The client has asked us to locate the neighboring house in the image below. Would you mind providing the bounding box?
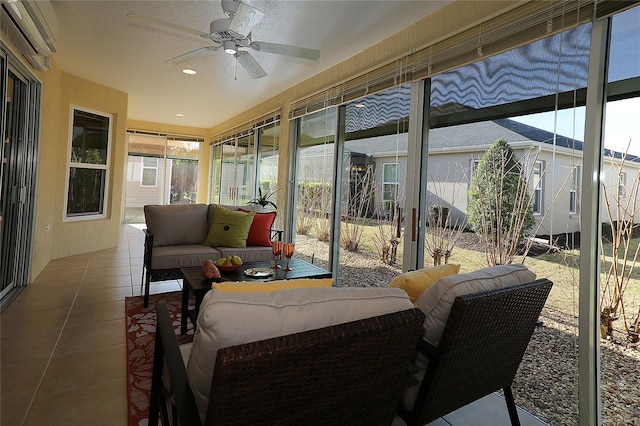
[125,155,170,208]
[126,137,200,208]
[341,118,640,240]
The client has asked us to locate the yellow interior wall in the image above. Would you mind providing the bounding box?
[29,58,63,277]
[28,58,129,278]
[126,119,210,204]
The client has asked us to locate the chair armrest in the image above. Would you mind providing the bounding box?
[149,303,200,426]
[143,229,154,268]
[271,229,283,241]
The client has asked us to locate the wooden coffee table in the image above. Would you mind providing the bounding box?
[180,259,332,334]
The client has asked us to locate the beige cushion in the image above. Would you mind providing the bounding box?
[416,263,536,347]
[215,246,273,263]
[144,204,209,247]
[389,264,460,302]
[150,245,220,269]
[187,286,413,421]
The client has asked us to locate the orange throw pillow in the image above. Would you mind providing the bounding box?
[239,209,276,247]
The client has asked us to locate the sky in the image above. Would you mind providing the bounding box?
[512,97,640,156]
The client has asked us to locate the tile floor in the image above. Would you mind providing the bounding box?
[0,224,547,426]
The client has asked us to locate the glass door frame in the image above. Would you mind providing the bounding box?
[0,49,41,311]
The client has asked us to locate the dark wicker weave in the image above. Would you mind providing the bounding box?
[398,278,553,426]
[141,230,183,308]
[149,303,425,426]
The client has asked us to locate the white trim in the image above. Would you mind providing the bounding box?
[63,105,112,221]
[579,17,608,426]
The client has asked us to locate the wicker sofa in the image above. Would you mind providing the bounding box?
[149,286,425,425]
[141,203,279,308]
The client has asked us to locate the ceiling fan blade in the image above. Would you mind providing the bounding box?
[165,46,219,64]
[229,3,264,38]
[251,42,320,61]
[235,51,267,79]
[127,13,208,38]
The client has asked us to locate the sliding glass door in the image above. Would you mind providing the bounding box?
[125,132,202,223]
[210,121,280,207]
[0,55,41,309]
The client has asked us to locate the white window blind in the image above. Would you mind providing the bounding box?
[289,0,638,120]
[211,111,281,145]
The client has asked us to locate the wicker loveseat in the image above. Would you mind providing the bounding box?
[142,203,280,307]
[149,286,425,425]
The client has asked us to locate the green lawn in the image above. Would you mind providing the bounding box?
[305,218,640,330]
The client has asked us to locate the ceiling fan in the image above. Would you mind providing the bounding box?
[128,0,320,79]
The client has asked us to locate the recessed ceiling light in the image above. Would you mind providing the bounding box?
[355,103,366,108]
[176,113,185,117]
[182,69,197,75]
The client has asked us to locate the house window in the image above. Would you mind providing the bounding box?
[532,160,543,215]
[569,166,580,214]
[65,107,111,220]
[141,157,158,187]
[382,163,399,213]
[470,158,481,180]
[618,171,627,199]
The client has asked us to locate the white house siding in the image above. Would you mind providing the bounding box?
[125,156,171,207]
[600,155,640,226]
[424,150,473,226]
[521,146,582,236]
[420,144,640,240]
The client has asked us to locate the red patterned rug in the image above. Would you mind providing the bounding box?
[125,291,195,426]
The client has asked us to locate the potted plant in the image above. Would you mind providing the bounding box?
[247,188,278,210]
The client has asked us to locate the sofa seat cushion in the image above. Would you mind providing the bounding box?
[150,245,220,270]
[215,246,273,263]
[187,286,413,421]
[144,204,209,247]
[415,263,536,347]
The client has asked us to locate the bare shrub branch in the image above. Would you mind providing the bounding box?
[599,141,640,339]
[340,165,375,251]
[425,164,467,266]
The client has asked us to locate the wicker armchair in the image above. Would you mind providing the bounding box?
[397,279,553,426]
[149,302,425,426]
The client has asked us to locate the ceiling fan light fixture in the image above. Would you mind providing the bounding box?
[223,40,237,55]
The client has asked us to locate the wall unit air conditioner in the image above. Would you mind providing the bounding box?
[0,0,58,71]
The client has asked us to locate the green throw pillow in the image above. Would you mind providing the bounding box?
[204,207,256,248]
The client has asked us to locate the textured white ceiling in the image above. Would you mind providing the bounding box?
[51,0,449,128]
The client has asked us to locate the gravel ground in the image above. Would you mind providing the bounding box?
[294,232,640,425]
